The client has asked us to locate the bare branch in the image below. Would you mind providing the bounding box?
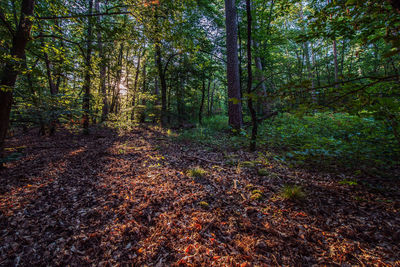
[36,11,131,20]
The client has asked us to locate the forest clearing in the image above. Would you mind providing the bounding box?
[1,0,400,265]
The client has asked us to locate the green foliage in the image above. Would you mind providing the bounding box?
[187,167,207,178]
[240,161,256,168]
[280,185,305,201]
[339,179,358,186]
[260,112,399,171]
[257,168,269,176]
[177,115,246,149]
[0,152,23,164]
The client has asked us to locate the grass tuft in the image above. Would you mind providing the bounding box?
[280,185,305,201]
[187,167,207,178]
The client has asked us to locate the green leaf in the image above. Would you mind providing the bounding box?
[229,98,241,104]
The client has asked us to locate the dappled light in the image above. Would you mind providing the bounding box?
[1,0,399,265]
[1,127,399,265]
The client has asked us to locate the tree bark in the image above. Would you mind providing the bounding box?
[155,43,167,126]
[224,0,243,130]
[96,0,108,122]
[131,49,142,121]
[82,0,94,134]
[333,38,339,87]
[199,75,209,125]
[209,82,216,116]
[0,0,35,161]
[246,0,257,151]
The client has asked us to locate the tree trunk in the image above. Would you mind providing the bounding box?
[199,75,209,125]
[131,49,142,121]
[210,82,216,116]
[82,0,94,134]
[155,43,167,126]
[96,0,108,122]
[39,27,58,95]
[177,72,184,123]
[253,40,269,115]
[224,0,243,130]
[0,0,35,161]
[110,43,124,114]
[246,0,257,151]
[333,38,339,87]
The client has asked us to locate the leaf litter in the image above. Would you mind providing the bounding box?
[0,126,399,266]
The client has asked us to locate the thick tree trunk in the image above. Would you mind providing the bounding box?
[0,0,35,161]
[224,0,243,130]
[82,0,94,134]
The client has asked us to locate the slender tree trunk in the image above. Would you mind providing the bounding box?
[333,38,339,87]
[340,39,346,77]
[253,40,268,114]
[177,71,184,123]
[39,24,59,135]
[155,43,167,126]
[96,0,108,122]
[110,43,124,114]
[82,0,94,134]
[131,49,142,121]
[246,0,257,151]
[0,0,35,161]
[207,78,211,116]
[224,0,243,130]
[210,82,216,116]
[139,62,147,123]
[39,26,57,95]
[199,75,209,124]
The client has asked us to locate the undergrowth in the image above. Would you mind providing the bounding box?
[176,113,399,174]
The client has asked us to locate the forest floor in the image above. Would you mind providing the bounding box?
[0,126,399,266]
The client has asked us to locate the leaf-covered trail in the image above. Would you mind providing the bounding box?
[0,127,399,266]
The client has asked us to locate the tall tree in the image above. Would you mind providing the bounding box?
[82,0,94,134]
[0,0,35,161]
[224,0,243,130]
[246,0,257,151]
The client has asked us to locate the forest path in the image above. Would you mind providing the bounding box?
[0,127,399,266]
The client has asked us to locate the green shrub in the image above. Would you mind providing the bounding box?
[260,112,399,171]
[280,185,305,201]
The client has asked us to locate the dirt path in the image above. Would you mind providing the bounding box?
[0,127,399,266]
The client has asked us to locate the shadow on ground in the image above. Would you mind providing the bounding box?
[0,126,399,266]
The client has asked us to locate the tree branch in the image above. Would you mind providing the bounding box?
[36,11,131,20]
[163,53,179,76]
[32,34,86,57]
